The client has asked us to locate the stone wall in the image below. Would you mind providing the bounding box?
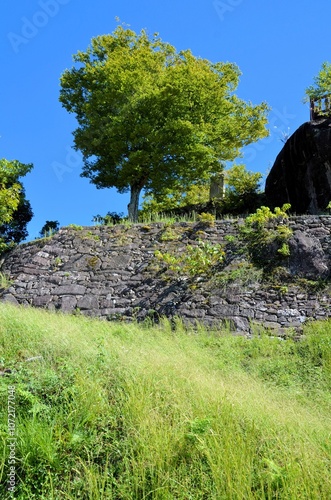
[1,217,331,334]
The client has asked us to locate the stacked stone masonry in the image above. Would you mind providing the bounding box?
[1,216,331,334]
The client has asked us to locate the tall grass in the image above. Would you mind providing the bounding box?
[1,304,331,498]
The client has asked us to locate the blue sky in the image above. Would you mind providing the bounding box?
[1,0,330,239]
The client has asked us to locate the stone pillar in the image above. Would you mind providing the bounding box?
[209,173,225,200]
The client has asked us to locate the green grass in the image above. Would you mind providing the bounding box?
[1,304,331,498]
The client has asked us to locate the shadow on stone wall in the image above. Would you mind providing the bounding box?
[1,217,330,336]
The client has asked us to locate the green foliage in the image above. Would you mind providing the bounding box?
[0,195,33,246]
[141,182,210,216]
[159,225,183,241]
[0,159,33,253]
[240,204,292,268]
[245,204,291,226]
[60,25,269,220]
[305,61,331,101]
[197,212,216,226]
[277,242,291,257]
[222,163,262,213]
[86,255,99,269]
[0,272,13,289]
[295,278,328,293]
[67,224,83,230]
[216,260,263,289]
[141,164,263,219]
[155,239,225,277]
[53,257,63,268]
[92,211,126,225]
[39,220,60,238]
[1,304,331,498]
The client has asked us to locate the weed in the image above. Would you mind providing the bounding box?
[239,204,293,268]
[53,256,63,268]
[85,231,100,241]
[86,256,99,269]
[277,242,291,257]
[159,225,183,241]
[296,278,328,293]
[0,272,13,289]
[197,212,216,226]
[224,234,236,243]
[216,260,263,288]
[155,240,225,277]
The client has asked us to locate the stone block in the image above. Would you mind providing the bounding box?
[77,295,99,310]
[61,296,77,312]
[53,285,86,295]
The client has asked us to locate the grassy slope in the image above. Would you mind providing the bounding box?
[1,304,331,499]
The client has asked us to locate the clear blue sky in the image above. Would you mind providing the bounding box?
[1,0,330,239]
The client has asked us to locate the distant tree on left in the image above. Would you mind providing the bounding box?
[0,158,33,252]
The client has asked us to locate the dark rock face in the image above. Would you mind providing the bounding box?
[288,230,329,279]
[265,119,331,214]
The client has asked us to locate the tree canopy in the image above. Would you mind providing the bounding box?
[305,62,331,100]
[0,158,33,252]
[0,193,33,245]
[141,164,262,216]
[39,220,60,238]
[60,25,269,221]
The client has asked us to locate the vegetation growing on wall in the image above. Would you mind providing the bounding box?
[155,239,225,278]
[239,204,292,268]
[153,205,293,288]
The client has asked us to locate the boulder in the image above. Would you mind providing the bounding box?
[288,230,329,279]
[265,119,331,213]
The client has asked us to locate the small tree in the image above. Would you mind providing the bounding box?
[305,62,331,101]
[222,164,262,213]
[39,220,60,238]
[92,212,126,225]
[60,25,269,221]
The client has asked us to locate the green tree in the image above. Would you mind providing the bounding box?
[39,220,60,238]
[222,164,262,213]
[0,192,33,245]
[59,25,269,221]
[141,182,210,215]
[305,62,331,100]
[0,158,33,252]
[142,165,262,216]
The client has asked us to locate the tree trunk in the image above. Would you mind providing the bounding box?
[127,184,142,222]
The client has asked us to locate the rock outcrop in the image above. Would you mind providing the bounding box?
[265,119,331,213]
